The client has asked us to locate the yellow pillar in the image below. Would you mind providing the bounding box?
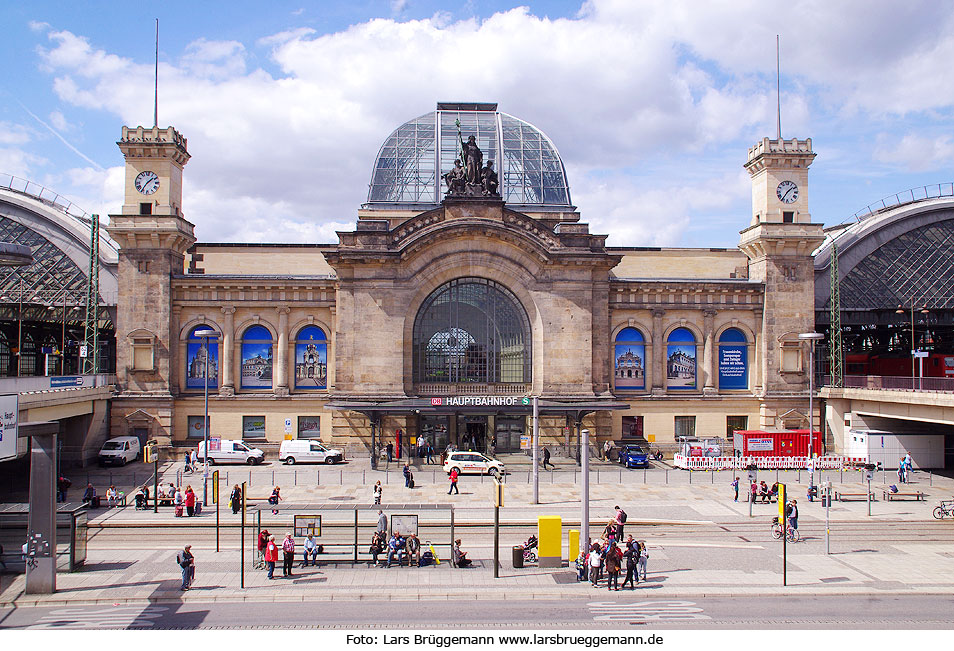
[538,515,562,568]
[568,529,579,561]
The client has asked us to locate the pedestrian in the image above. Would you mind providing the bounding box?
[898,459,906,484]
[605,541,622,591]
[730,476,739,502]
[369,532,384,566]
[386,442,394,463]
[303,534,318,567]
[425,442,434,465]
[386,532,405,567]
[621,538,640,589]
[268,486,282,515]
[257,528,270,569]
[373,480,383,505]
[282,533,296,577]
[376,509,388,537]
[403,462,412,487]
[543,446,554,470]
[265,535,279,579]
[637,541,649,581]
[750,481,758,503]
[106,485,119,508]
[576,549,588,581]
[82,483,96,506]
[614,505,627,539]
[230,484,242,514]
[174,487,185,516]
[184,451,193,474]
[602,519,618,544]
[184,485,196,516]
[588,544,602,587]
[176,544,195,590]
[56,476,71,503]
[407,533,421,566]
[448,467,459,494]
[603,439,612,461]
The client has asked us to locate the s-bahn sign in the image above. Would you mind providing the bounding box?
[430,396,530,407]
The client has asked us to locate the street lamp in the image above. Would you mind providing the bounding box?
[193,328,220,507]
[799,332,824,499]
[895,303,929,390]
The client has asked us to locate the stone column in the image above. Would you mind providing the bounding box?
[651,308,665,395]
[754,308,765,395]
[275,306,289,396]
[703,309,716,395]
[171,305,182,394]
[220,306,235,396]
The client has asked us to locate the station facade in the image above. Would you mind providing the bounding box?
[107,103,824,457]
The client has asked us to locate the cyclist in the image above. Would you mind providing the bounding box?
[786,499,799,531]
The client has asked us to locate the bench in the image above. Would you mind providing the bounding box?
[883,490,925,501]
[835,491,875,502]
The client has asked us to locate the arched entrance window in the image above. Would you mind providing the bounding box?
[613,327,645,390]
[413,277,531,385]
[295,325,327,390]
[186,325,218,390]
[0,332,10,377]
[241,325,273,389]
[666,327,697,390]
[718,328,748,390]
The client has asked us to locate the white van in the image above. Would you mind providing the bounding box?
[196,439,265,465]
[98,436,141,466]
[279,440,344,465]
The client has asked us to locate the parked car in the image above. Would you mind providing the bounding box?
[617,445,649,468]
[279,440,344,465]
[196,439,265,465]
[443,451,504,477]
[98,436,141,466]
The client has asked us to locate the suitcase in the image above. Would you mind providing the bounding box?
[175,504,184,517]
[194,502,202,515]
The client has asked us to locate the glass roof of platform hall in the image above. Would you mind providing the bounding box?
[366,103,572,209]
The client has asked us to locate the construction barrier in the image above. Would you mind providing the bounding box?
[672,454,868,471]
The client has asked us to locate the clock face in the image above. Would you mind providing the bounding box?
[134,170,160,195]
[776,180,798,204]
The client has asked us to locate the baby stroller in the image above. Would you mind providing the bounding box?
[134,492,146,510]
[523,535,538,563]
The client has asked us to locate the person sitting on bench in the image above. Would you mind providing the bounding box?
[82,483,97,506]
[453,539,472,568]
[386,533,405,568]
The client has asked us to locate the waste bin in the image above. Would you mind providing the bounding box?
[512,545,524,568]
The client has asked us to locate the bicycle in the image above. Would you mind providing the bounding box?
[771,516,800,543]
[933,499,954,520]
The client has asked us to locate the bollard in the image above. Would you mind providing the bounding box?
[666,469,669,484]
[271,470,275,485]
[643,468,647,484]
[363,470,366,484]
[711,470,714,484]
[689,471,692,484]
[930,470,933,486]
[316,470,320,486]
[340,469,343,485]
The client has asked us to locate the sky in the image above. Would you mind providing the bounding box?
[2,0,954,248]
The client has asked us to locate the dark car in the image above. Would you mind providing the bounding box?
[618,445,649,468]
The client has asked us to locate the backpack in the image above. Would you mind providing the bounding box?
[619,509,628,523]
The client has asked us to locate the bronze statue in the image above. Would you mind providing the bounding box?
[459,134,483,185]
[481,160,499,196]
[443,159,466,194]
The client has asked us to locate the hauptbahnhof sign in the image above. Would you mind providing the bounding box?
[430,396,530,407]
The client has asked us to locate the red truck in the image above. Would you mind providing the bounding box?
[732,430,824,458]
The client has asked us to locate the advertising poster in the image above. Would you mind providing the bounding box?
[295,332,327,390]
[242,416,266,438]
[666,344,696,389]
[614,344,645,389]
[719,344,748,389]
[186,340,218,390]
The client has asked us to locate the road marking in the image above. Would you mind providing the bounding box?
[32,606,169,629]
[589,600,711,621]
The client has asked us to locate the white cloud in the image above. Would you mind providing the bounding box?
[0,122,32,146]
[24,0,954,246]
[48,111,70,131]
[874,133,954,172]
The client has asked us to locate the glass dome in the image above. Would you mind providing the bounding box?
[366,102,572,210]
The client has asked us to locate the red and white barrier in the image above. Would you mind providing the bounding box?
[672,454,869,471]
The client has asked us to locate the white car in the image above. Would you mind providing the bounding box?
[279,440,344,465]
[443,451,504,477]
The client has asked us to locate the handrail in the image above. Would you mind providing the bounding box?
[851,182,954,222]
[0,172,89,221]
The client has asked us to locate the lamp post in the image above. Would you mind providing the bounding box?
[799,332,824,498]
[193,328,219,507]
[895,302,929,390]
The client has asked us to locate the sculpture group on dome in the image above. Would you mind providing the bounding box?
[443,131,499,199]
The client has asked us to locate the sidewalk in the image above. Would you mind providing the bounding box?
[2,471,952,607]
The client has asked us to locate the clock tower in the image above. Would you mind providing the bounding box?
[107,125,196,446]
[738,137,825,430]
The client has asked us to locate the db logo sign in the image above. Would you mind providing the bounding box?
[431,398,443,406]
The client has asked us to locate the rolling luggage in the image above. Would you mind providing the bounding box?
[175,504,184,517]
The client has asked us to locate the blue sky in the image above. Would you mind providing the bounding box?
[2,1,954,248]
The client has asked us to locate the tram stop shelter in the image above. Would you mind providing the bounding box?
[249,503,456,565]
[0,503,88,572]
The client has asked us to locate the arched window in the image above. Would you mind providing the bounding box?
[295,325,327,390]
[241,325,273,389]
[666,327,697,390]
[413,277,531,385]
[186,325,218,390]
[718,328,748,390]
[21,334,37,377]
[613,327,645,390]
[0,332,10,377]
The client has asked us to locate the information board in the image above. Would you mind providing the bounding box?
[390,514,418,537]
[0,394,18,462]
[293,514,321,537]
